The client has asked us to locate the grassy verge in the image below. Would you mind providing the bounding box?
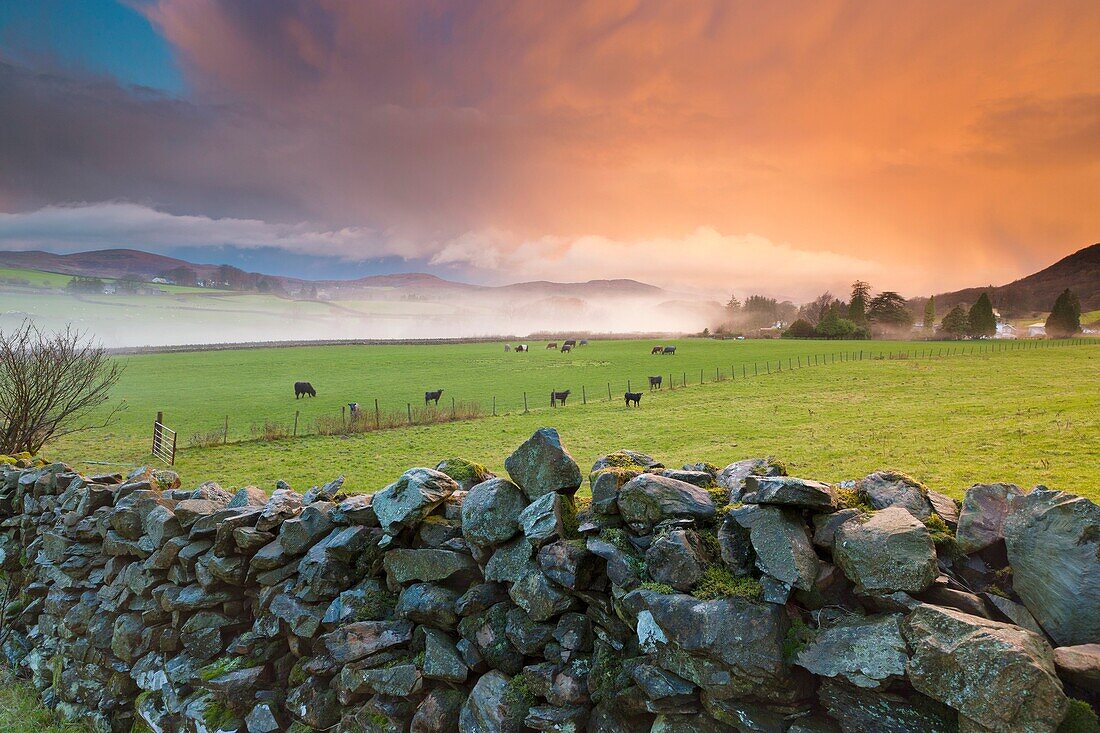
[0,670,86,733]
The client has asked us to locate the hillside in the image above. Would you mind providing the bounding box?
[929,243,1100,315]
[0,248,664,300]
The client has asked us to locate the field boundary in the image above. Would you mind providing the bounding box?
[168,337,1098,456]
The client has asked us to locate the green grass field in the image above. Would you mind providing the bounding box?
[47,337,1100,502]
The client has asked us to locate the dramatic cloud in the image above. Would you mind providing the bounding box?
[2,0,1098,297]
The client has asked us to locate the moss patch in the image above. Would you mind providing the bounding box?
[198,656,248,682]
[640,582,676,594]
[1059,699,1100,733]
[502,673,535,717]
[691,566,763,601]
[782,618,816,661]
[834,486,875,513]
[436,457,491,485]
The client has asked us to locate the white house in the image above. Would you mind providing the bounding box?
[151,277,173,285]
[1027,323,1046,337]
[995,322,1017,339]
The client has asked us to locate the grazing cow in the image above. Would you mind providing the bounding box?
[662,346,677,355]
[294,381,316,398]
[651,346,663,355]
[563,339,577,348]
[579,339,588,346]
[648,375,662,390]
[515,344,528,352]
[550,389,571,406]
[425,389,444,406]
[504,344,511,352]
[625,391,642,407]
[561,344,573,353]
[349,403,360,419]
[546,342,558,350]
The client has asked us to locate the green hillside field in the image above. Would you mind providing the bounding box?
[46,337,1100,502]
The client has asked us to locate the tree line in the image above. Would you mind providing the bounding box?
[717,281,1085,340]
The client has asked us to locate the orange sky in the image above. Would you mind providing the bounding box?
[1,1,1098,297]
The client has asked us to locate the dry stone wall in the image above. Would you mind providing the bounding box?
[0,429,1097,733]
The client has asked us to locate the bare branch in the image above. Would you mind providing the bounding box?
[0,321,125,454]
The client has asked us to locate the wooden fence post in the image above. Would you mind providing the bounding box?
[293,410,299,437]
[627,379,631,392]
[223,415,228,445]
[493,396,497,416]
[154,411,163,454]
[700,368,704,384]
[607,383,612,401]
[452,396,456,418]
[524,392,529,413]
[582,386,586,405]
[375,398,381,428]
[682,371,686,387]
[407,403,412,424]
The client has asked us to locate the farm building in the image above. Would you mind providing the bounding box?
[1027,322,1046,337]
[995,322,1017,338]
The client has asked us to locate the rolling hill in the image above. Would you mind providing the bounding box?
[928,243,1100,316]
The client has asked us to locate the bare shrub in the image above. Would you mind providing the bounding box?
[0,321,123,455]
[188,430,225,448]
[250,420,291,441]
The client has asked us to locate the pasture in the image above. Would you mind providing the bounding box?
[48,337,1100,501]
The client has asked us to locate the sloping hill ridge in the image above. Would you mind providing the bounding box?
[931,243,1099,315]
[0,248,664,298]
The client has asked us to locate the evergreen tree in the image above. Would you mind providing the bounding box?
[938,305,969,339]
[867,291,914,329]
[967,293,996,337]
[1045,288,1081,338]
[849,281,871,324]
[923,296,935,331]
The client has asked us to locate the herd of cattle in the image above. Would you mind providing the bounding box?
[294,340,680,412]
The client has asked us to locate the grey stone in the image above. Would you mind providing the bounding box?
[796,613,908,688]
[744,475,836,511]
[461,477,527,547]
[956,483,1025,553]
[902,604,1068,733]
[717,458,785,503]
[505,428,583,499]
[833,506,937,594]
[640,592,811,704]
[858,470,933,520]
[518,492,571,546]
[383,548,478,585]
[1003,489,1100,646]
[460,670,526,733]
[645,528,707,592]
[422,627,468,683]
[395,582,460,628]
[1053,644,1100,694]
[373,468,458,539]
[617,473,715,531]
[729,504,819,593]
[818,678,957,733]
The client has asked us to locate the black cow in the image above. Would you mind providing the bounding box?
[662,346,677,355]
[294,381,316,398]
[625,391,642,407]
[651,345,663,354]
[579,339,588,346]
[563,339,577,348]
[648,375,662,390]
[425,389,444,406]
[515,344,528,352]
[550,389,571,406]
[561,344,573,353]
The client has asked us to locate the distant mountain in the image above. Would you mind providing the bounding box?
[928,243,1099,316]
[0,247,666,299]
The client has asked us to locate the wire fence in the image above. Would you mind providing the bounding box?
[174,337,1097,452]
